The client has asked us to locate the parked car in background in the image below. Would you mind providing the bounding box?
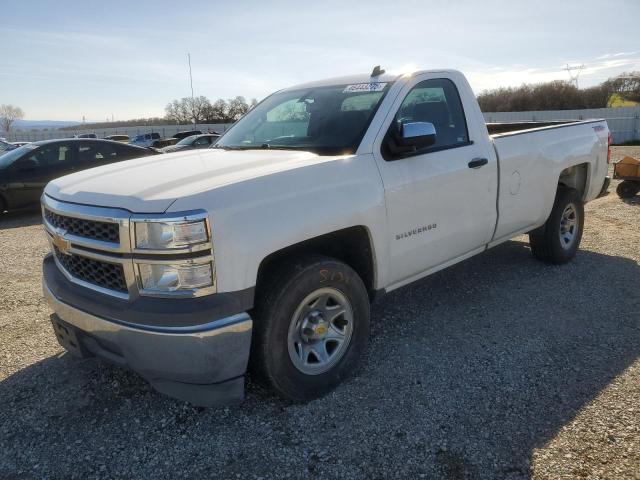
[104,134,130,143]
[152,137,179,149]
[130,132,161,147]
[172,130,202,140]
[10,141,30,147]
[160,133,220,152]
[74,133,98,139]
[0,139,157,212]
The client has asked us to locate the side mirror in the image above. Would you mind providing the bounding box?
[397,121,437,148]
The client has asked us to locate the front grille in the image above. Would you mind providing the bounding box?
[54,247,127,293]
[45,209,119,243]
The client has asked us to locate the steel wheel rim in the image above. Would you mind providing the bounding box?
[559,203,578,249]
[287,287,354,375]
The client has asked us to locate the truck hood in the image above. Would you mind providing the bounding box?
[45,148,338,213]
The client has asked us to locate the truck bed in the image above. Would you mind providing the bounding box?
[487,120,592,136]
[488,118,609,245]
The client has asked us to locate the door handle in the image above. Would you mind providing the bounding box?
[468,158,488,169]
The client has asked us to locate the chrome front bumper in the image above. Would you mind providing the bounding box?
[43,280,253,406]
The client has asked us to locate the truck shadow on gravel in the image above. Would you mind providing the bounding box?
[1,240,639,479]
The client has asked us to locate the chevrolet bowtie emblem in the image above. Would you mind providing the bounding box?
[52,232,71,255]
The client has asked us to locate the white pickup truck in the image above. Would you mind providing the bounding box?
[42,68,610,406]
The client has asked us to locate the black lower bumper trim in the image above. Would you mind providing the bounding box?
[43,254,254,329]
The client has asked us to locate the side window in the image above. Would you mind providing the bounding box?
[28,145,70,167]
[77,143,119,163]
[383,78,470,160]
[193,136,211,146]
[116,144,144,158]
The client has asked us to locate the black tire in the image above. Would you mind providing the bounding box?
[0,196,6,214]
[250,255,370,402]
[616,180,640,199]
[529,187,584,264]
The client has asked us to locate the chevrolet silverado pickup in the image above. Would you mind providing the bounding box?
[41,69,611,406]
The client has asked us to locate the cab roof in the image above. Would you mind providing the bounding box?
[280,69,456,92]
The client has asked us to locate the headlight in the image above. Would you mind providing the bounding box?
[134,219,208,250]
[137,262,215,294]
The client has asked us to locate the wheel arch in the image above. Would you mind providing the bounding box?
[254,226,378,302]
[558,162,589,199]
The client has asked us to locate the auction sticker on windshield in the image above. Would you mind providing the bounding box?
[343,83,388,93]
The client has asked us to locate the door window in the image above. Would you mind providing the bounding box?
[383,78,470,160]
[28,145,71,167]
[115,144,146,159]
[77,143,119,163]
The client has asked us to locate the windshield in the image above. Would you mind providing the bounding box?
[215,82,392,155]
[0,144,37,169]
[177,135,198,145]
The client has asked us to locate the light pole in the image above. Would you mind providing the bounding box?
[188,53,197,130]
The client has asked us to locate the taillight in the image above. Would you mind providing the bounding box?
[607,131,612,164]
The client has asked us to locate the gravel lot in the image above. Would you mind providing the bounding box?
[1,147,639,479]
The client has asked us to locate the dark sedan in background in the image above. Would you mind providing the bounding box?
[160,133,220,153]
[0,139,157,212]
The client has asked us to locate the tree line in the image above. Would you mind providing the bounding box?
[165,96,258,124]
[477,71,640,112]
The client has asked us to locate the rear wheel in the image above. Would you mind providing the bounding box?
[529,187,584,264]
[250,255,370,402]
[616,180,640,199]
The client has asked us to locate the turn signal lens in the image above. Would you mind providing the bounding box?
[137,262,214,293]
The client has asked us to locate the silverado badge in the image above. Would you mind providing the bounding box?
[52,232,71,255]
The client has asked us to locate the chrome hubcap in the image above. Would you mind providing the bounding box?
[559,203,578,249]
[287,287,353,375]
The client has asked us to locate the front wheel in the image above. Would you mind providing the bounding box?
[529,187,584,264]
[250,255,370,402]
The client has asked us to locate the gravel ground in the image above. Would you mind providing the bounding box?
[1,147,639,479]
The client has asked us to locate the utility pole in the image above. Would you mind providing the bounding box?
[565,64,585,88]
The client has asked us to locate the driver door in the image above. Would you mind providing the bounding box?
[373,74,497,288]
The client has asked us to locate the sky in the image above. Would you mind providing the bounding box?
[1,0,639,121]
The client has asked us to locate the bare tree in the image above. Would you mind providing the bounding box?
[165,96,211,124]
[477,80,611,112]
[165,99,189,124]
[603,71,640,103]
[0,104,25,132]
[227,96,249,121]
[185,95,211,124]
[249,98,258,110]
[205,99,228,122]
